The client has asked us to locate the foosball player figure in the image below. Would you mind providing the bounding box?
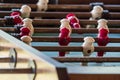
[4,5,31,26]
[97,19,109,57]
[82,36,95,66]
[4,14,23,26]
[20,18,34,45]
[10,5,31,18]
[86,6,103,28]
[37,0,49,11]
[66,13,81,28]
[22,18,34,36]
[58,19,72,56]
[21,36,32,45]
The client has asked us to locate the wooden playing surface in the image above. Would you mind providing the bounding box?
[0,48,59,80]
[0,30,66,80]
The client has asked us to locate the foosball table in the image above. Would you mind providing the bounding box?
[0,0,119,80]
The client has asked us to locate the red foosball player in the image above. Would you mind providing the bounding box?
[20,27,30,37]
[20,26,32,45]
[66,13,81,28]
[58,19,72,56]
[12,15,23,25]
[10,9,21,16]
[4,14,23,25]
[22,18,34,36]
[20,23,31,45]
[4,5,31,26]
[20,18,34,45]
[97,19,109,57]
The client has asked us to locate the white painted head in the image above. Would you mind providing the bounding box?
[20,5,31,18]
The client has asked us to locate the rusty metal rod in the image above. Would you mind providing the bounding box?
[0,19,120,26]
[31,36,120,43]
[0,3,119,11]
[1,27,120,33]
[0,11,119,19]
[1,46,119,52]
[33,28,120,33]
[32,19,120,26]
[53,57,120,62]
[33,46,120,52]
[0,57,120,63]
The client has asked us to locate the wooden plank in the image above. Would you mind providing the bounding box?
[0,30,69,80]
[68,66,120,80]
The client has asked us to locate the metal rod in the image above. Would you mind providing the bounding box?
[0,19,120,26]
[1,46,119,52]
[34,28,120,33]
[0,57,120,63]
[0,57,29,63]
[0,11,120,19]
[0,3,119,11]
[0,68,33,74]
[32,36,120,43]
[53,57,120,62]
[33,46,120,52]
[32,19,120,26]
[1,27,120,33]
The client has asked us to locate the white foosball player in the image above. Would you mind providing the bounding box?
[91,6,103,19]
[37,0,49,11]
[20,5,31,18]
[21,36,32,45]
[82,36,95,66]
[86,6,103,28]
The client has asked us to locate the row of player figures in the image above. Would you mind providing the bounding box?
[0,3,41,79]
[7,4,109,57]
[2,2,49,45]
[5,4,79,45]
[0,1,119,79]
[59,18,109,64]
[5,5,34,45]
[57,4,109,62]
[4,0,54,44]
[5,3,109,62]
[3,0,107,14]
